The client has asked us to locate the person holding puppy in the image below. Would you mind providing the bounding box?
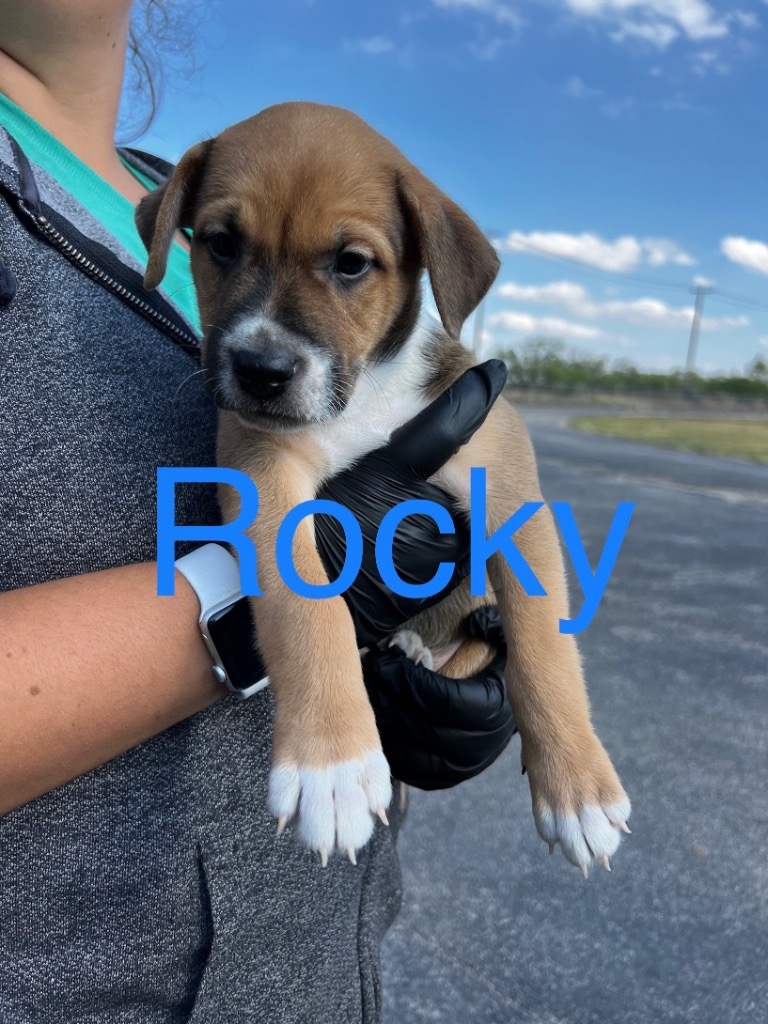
[0,1,514,1020]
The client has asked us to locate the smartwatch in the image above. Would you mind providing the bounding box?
[174,543,269,699]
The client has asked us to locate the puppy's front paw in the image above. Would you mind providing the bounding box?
[389,629,434,670]
[526,736,631,877]
[268,750,392,865]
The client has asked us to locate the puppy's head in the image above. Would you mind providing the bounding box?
[136,102,499,429]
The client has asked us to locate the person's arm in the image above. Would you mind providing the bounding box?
[0,361,513,817]
[0,562,222,816]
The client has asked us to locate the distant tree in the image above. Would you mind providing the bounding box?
[747,356,768,383]
[499,338,567,388]
[497,338,768,401]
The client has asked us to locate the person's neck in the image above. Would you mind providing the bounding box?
[0,6,137,192]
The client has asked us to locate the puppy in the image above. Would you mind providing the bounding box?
[137,102,631,874]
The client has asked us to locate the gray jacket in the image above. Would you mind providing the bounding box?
[0,127,401,1024]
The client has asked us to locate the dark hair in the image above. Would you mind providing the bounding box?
[120,0,202,142]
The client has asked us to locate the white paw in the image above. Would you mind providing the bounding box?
[534,796,632,877]
[389,629,434,670]
[267,750,392,865]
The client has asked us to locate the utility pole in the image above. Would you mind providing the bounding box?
[472,295,486,357]
[470,227,500,356]
[685,284,713,375]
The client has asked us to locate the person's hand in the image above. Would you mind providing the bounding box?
[315,359,508,646]
[313,360,516,790]
[361,606,516,790]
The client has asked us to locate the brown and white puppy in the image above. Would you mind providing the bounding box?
[136,102,631,874]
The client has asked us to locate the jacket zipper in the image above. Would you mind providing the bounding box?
[16,197,201,353]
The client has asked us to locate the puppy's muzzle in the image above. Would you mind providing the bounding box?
[206,315,341,429]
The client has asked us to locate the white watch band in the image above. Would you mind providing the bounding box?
[174,543,268,699]
[175,543,242,616]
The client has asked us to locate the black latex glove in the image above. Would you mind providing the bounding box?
[362,606,516,790]
[316,359,508,646]
[314,359,516,791]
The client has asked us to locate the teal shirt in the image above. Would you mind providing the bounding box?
[0,93,200,332]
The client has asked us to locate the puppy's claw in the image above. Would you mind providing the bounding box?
[580,863,589,879]
[548,842,556,855]
[273,750,389,858]
[376,807,389,826]
[276,815,288,836]
[347,847,357,866]
[389,630,434,670]
[599,854,611,872]
[617,821,632,834]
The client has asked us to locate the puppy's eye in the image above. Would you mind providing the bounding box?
[206,232,238,266]
[335,250,370,279]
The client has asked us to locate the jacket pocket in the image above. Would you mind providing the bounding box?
[186,828,380,1024]
[356,823,403,1024]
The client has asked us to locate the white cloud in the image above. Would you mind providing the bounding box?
[731,11,759,30]
[759,336,768,350]
[431,0,522,28]
[497,279,748,330]
[345,36,395,55]
[495,230,695,272]
[431,0,757,57]
[691,48,730,74]
[612,19,679,48]
[499,281,591,306]
[562,0,730,47]
[564,77,634,119]
[643,237,696,266]
[488,311,604,339]
[497,231,641,271]
[564,75,603,98]
[721,236,768,276]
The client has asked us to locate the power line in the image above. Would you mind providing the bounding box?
[501,241,768,310]
[501,241,698,292]
[707,289,768,314]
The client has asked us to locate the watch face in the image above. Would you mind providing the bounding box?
[207,598,267,691]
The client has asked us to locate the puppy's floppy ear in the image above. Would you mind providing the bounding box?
[135,139,213,290]
[397,165,500,340]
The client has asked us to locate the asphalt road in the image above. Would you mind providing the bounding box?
[381,408,768,1024]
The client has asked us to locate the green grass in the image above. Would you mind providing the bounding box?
[570,416,768,465]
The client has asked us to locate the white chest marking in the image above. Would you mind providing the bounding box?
[307,320,434,478]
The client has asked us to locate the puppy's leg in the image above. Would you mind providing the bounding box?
[401,582,494,676]
[439,636,496,678]
[218,431,391,864]
[433,398,630,875]
[390,628,494,676]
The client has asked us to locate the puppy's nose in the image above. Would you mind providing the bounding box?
[232,349,298,399]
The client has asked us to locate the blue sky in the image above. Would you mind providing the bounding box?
[133,0,768,374]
